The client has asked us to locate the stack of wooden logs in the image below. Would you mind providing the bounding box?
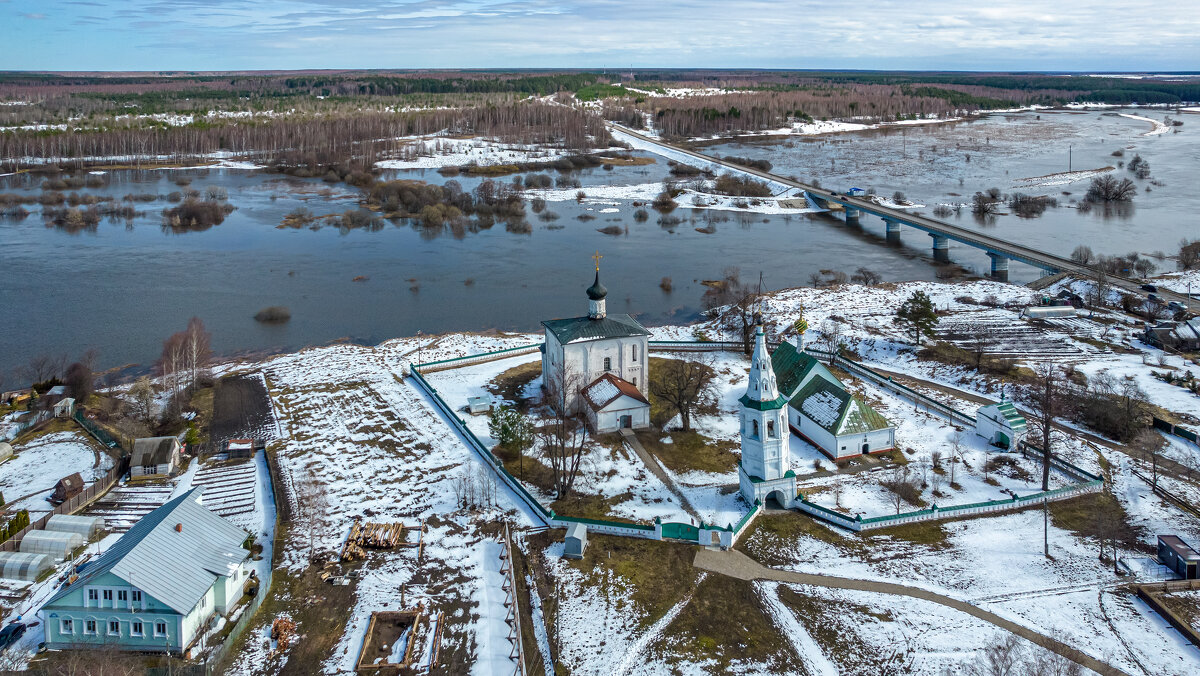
[340,520,425,562]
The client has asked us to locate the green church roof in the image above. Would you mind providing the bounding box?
[542,314,650,344]
[790,377,891,437]
[770,341,824,397]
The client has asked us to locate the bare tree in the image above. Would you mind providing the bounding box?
[295,471,328,564]
[702,266,760,354]
[127,376,155,423]
[183,316,213,389]
[26,354,57,383]
[820,318,843,354]
[1024,362,1067,492]
[965,321,993,370]
[540,368,589,499]
[967,634,1023,676]
[949,430,965,487]
[1069,244,1094,266]
[1132,429,1164,488]
[648,356,718,432]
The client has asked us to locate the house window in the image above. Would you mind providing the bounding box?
[767,421,776,438]
[603,357,612,371]
[103,589,113,605]
[143,465,155,474]
[108,620,120,636]
[84,619,97,635]
[131,590,142,605]
[154,621,168,637]
[117,590,128,604]
[60,619,74,634]
[131,621,144,637]
[88,589,99,605]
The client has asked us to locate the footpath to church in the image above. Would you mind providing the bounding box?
[619,428,703,524]
[692,548,1131,676]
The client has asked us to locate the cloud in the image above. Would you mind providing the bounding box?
[4,0,1200,71]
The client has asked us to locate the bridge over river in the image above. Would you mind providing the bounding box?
[609,124,1197,313]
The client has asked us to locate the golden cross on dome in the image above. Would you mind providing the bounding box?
[592,250,603,271]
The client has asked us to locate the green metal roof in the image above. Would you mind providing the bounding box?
[542,314,650,344]
[994,400,1028,431]
[739,393,788,411]
[790,377,891,436]
[770,342,841,397]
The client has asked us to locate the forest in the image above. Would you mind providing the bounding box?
[2,69,1195,168]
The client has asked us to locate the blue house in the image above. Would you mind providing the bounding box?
[39,488,251,655]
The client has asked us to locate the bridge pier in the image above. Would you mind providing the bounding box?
[884,218,902,245]
[845,206,860,226]
[987,253,1010,282]
[929,234,950,263]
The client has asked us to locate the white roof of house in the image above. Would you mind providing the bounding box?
[45,488,248,614]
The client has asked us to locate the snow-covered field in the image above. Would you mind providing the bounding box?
[0,431,110,515]
[1153,268,1200,296]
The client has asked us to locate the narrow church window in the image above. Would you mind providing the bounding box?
[752,420,759,438]
[632,377,637,387]
[603,357,612,371]
[632,345,638,362]
[767,421,776,438]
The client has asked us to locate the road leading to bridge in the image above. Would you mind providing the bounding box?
[609,124,1196,313]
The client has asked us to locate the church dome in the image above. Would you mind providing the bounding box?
[586,271,608,300]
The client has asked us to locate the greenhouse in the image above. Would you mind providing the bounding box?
[44,514,104,540]
[0,551,52,582]
[19,530,83,560]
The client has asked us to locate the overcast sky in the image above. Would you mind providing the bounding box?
[4,0,1198,72]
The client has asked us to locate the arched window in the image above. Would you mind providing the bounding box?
[752,420,759,438]
[767,420,776,438]
[603,357,612,371]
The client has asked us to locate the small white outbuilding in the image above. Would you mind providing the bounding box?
[976,396,1028,450]
[564,523,587,560]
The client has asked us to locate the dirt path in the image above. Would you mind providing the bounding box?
[693,548,1132,676]
[620,429,702,523]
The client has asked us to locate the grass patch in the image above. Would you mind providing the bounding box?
[737,513,866,566]
[495,447,557,494]
[597,155,656,166]
[864,520,950,549]
[636,429,738,474]
[571,534,699,624]
[550,491,637,523]
[654,576,802,672]
[486,360,541,411]
[1049,491,1145,551]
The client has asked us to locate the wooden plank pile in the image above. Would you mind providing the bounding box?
[340,519,425,562]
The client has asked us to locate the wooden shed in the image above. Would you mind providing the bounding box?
[50,472,84,505]
[564,522,587,560]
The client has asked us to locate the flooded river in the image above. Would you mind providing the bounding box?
[0,108,1192,376]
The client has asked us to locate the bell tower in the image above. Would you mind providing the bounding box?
[738,317,797,508]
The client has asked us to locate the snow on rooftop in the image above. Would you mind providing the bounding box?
[585,378,620,407]
[800,389,842,429]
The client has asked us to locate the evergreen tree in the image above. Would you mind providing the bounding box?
[894,291,939,345]
[488,406,534,453]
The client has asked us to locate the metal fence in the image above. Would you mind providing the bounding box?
[0,455,130,552]
[811,351,979,427]
[73,410,121,450]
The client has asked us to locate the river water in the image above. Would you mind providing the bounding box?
[0,108,1192,376]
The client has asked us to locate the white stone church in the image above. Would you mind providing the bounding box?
[540,260,651,433]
